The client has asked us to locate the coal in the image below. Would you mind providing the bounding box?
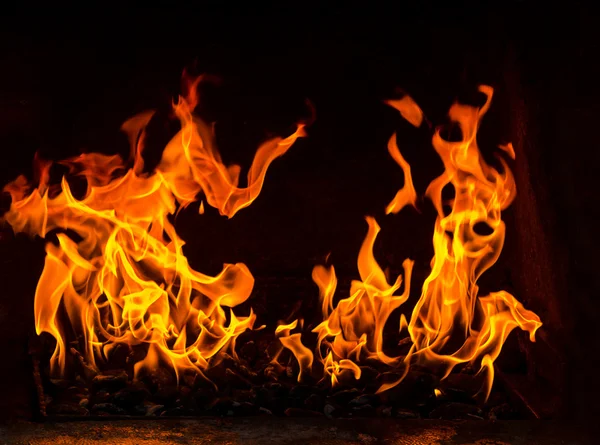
[112,387,150,409]
[376,405,392,417]
[52,386,89,405]
[90,403,127,415]
[330,388,360,405]
[193,387,217,410]
[239,341,258,364]
[182,374,197,388]
[49,379,72,390]
[265,382,288,398]
[232,402,260,416]
[267,397,288,415]
[377,371,437,408]
[91,370,128,391]
[487,402,520,420]
[40,368,521,420]
[48,403,89,416]
[349,394,380,407]
[304,393,325,411]
[145,404,165,416]
[429,402,484,420]
[284,408,324,417]
[142,368,174,392]
[289,384,313,400]
[39,343,525,421]
[152,386,179,407]
[350,404,376,417]
[91,390,111,404]
[251,387,270,407]
[393,408,419,419]
[209,397,234,416]
[162,407,191,416]
[439,373,482,403]
[224,368,252,389]
[358,367,380,389]
[323,404,337,419]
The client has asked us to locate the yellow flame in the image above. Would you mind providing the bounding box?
[385,95,424,128]
[405,85,541,401]
[385,133,418,214]
[283,85,541,401]
[310,217,413,385]
[2,74,304,381]
[275,319,314,382]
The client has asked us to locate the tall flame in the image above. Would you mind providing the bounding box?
[405,85,541,400]
[2,75,305,380]
[280,85,541,401]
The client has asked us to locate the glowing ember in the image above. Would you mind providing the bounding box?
[278,85,541,401]
[2,74,305,380]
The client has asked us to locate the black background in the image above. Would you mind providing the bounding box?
[0,2,597,423]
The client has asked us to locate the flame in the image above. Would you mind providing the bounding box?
[2,73,541,403]
[275,319,314,382]
[405,86,541,401]
[2,74,304,381]
[283,85,541,401]
[385,95,424,128]
[385,133,418,214]
[311,217,413,385]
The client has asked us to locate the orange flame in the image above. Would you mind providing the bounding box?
[385,133,418,214]
[2,74,540,402]
[282,85,541,401]
[385,95,424,128]
[311,217,413,385]
[275,319,314,382]
[2,74,305,381]
[406,86,541,400]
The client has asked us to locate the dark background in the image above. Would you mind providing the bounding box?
[0,2,597,423]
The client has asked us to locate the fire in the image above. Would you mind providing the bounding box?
[405,86,542,400]
[2,71,541,405]
[311,217,413,385]
[2,74,305,380]
[279,86,541,401]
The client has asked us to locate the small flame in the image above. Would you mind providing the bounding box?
[498,142,516,160]
[2,74,305,381]
[385,95,424,128]
[311,217,413,386]
[275,319,314,382]
[385,133,417,215]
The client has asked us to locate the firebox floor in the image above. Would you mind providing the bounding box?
[0,419,589,445]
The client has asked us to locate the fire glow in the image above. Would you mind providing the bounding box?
[2,76,541,404]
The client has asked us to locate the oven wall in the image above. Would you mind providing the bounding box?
[509,3,599,421]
